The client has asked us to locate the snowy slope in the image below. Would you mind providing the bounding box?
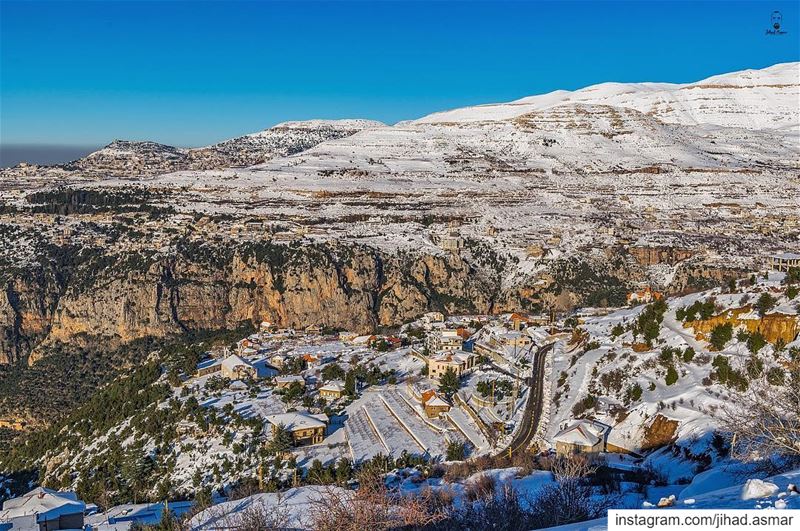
[542,271,799,475]
[232,103,796,186]
[188,119,386,168]
[541,469,800,531]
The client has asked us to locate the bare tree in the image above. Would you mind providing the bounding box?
[719,372,800,462]
[542,454,598,481]
[308,469,450,531]
[530,477,611,529]
[464,473,496,502]
[220,497,291,531]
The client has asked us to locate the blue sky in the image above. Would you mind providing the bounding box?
[1,0,798,148]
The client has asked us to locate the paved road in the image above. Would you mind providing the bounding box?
[496,342,554,458]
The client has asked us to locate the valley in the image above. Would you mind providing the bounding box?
[0,61,798,530]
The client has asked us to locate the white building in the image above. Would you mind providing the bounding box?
[0,487,85,530]
[426,329,463,353]
[768,252,800,272]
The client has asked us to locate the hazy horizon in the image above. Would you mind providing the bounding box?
[0,144,102,168]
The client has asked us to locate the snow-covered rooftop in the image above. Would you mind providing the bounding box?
[0,487,85,523]
[265,412,328,431]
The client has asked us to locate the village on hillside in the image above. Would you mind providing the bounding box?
[2,257,798,529]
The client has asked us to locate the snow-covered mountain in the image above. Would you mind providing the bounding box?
[241,101,797,184]
[5,64,797,183]
[414,62,799,131]
[184,63,793,190]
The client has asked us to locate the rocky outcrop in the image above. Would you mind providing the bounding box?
[0,120,384,180]
[685,305,799,345]
[668,262,745,294]
[641,414,679,451]
[0,266,62,365]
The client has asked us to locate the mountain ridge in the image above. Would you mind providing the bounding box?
[3,119,385,178]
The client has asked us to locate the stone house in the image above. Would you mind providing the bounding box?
[275,375,306,389]
[220,354,258,380]
[265,412,329,446]
[318,381,345,400]
[553,419,610,455]
[427,350,475,380]
[423,394,451,418]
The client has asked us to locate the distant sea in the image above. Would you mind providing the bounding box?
[0,144,101,168]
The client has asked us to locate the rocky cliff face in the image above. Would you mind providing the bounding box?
[630,246,693,267]
[1,242,504,365]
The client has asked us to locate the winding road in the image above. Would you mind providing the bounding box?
[496,342,554,458]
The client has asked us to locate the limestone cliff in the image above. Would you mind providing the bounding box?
[1,241,504,365]
[1,239,744,366]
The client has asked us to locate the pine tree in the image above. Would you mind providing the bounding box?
[335,458,352,485]
[446,441,466,461]
[665,365,679,386]
[308,459,325,484]
[755,293,777,317]
[344,370,357,397]
[268,424,294,455]
[438,367,461,397]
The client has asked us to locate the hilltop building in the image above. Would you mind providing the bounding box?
[768,252,800,272]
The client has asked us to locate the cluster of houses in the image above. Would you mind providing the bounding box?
[421,324,477,381]
[419,311,555,383]
[190,311,622,456]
